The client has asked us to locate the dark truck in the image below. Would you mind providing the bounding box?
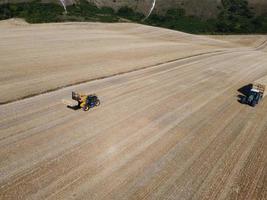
[241,83,265,107]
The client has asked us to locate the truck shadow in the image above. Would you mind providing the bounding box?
[237,84,252,104]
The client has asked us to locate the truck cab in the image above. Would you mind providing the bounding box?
[244,89,262,107]
[241,84,265,107]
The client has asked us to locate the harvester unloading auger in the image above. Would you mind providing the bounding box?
[63,92,100,111]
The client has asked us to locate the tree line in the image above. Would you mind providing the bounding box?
[0,0,266,33]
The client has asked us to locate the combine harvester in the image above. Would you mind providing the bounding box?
[62,92,100,111]
[241,76,267,107]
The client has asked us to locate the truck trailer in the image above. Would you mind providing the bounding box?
[241,76,267,107]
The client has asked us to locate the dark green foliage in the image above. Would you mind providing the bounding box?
[144,8,216,34]
[100,7,115,15]
[117,7,144,21]
[0,0,267,33]
[216,0,267,33]
[59,0,119,22]
[0,0,118,23]
[253,16,267,32]
[165,8,185,19]
[144,0,267,34]
[0,1,62,23]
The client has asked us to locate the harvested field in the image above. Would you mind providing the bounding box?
[0,19,267,200]
[209,35,267,50]
[0,19,234,104]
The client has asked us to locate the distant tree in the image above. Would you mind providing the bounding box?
[117,7,144,21]
[216,0,257,33]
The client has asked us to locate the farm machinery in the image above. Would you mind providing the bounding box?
[240,83,265,107]
[71,92,100,111]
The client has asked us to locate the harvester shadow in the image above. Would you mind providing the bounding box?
[67,105,81,110]
[237,84,252,104]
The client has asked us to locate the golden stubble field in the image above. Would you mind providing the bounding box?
[0,18,238,104]
[0,19,267,200]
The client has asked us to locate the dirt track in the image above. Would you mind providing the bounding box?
[1,20,267,199]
